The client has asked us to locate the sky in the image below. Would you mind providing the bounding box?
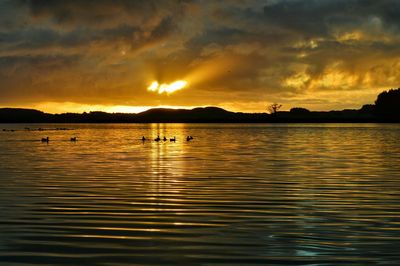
[1,0,400,113]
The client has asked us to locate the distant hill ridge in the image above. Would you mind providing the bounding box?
[1,88,400,123]
[0,106,265,123]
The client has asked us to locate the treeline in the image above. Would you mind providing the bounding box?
[277,88,400,122]
[0,107,268,123]
[0,88,399,123]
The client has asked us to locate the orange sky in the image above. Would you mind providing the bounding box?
[1,1,399,113]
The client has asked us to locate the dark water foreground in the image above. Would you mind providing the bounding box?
[1,124,400,265]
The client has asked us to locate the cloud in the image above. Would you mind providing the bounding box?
[1,0,400,112]
[22,0,188,29]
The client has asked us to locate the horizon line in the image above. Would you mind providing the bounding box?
[0,104,371,115]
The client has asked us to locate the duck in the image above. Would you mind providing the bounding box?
[41,137,49,142]
[186,136,194,141]
[170,136,176,142]
[154,135,161,142]
[163,136,167,141]
[70,137,77,142]
[141,136,146,141]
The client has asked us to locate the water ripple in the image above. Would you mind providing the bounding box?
[1,123,400,265]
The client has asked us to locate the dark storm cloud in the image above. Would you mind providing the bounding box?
[1,0,400,111]
[0,0,184,53]
[261,0,400,36]
[21,0,190,29]
[0,18,176,57]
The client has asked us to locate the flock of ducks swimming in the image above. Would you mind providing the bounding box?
[3,127,70,132]
[41,136,193,143]
[41,137,77,142]
[142,135,194,142]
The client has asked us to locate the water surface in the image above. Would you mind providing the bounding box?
[1,123,400,265]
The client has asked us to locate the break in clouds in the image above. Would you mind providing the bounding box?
[1,0,400,112]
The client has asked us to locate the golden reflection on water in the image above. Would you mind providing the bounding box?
[147,124,187,203]
[0,123,400,265]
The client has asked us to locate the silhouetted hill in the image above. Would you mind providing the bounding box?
[1,88,399,123]
[135,107,267,123]
[0,108,50,123]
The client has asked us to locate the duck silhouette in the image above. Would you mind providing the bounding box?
[186,136,194,141]
[163,136,167,141]
[154,136,161,142]
[70,137,77,142]
[41,137,49,142]
[141,136,146,141]
[170,136,176,142]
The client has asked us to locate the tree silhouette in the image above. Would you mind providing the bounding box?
[267,103,282,115]
[375,88,400,116]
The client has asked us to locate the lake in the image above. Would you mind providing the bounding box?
[1,123,400,265]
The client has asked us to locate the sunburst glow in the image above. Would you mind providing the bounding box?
[147,80,187,94]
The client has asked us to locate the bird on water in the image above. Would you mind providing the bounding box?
[41,137,49,142]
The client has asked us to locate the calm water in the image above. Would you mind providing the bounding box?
[1,123,400,265]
